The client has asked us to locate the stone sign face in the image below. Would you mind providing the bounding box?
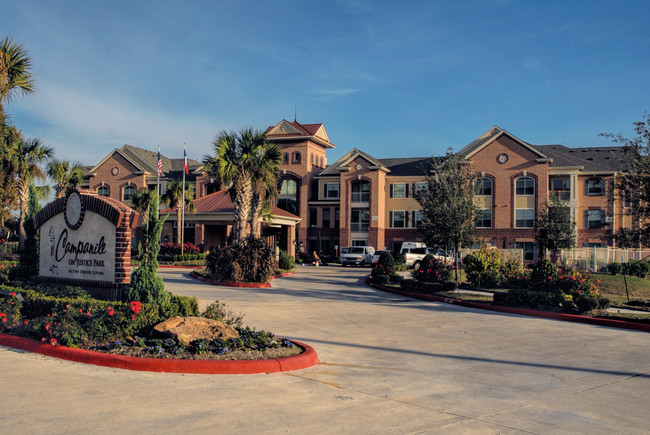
[39,211,116,282]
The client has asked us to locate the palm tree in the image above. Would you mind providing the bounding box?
[250,142,282,237]
[161,180,195,244]
[130,188,159,254]
[203,128,267,244]
[2,132,52,249]
[48,159,85,199]
[0,36,35,112]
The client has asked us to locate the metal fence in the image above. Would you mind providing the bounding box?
[559,247,650,273]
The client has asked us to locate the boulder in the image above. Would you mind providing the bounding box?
[152,316,240,344]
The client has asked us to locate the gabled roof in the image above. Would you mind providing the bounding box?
[88,145,202,177]
[318,147,390,176]
[265,120,335,148]
[162,190,301,222]
[458,126,549,160]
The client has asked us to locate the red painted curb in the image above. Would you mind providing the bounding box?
[0,333,318,374]
[188,271,295,287]
[367,276,650,333]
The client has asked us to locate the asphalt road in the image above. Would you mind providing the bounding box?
[1,265,649,434]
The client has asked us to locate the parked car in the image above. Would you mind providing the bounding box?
[340,246,375,266]
[426,248,454,265]
[371,250,392,265]
[399,242,428,268]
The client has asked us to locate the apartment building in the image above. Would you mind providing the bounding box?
[268,120,630,260]
[85,121,630,260]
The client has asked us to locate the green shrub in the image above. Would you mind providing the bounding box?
[0,290,22,332]
[442,281,459,292]
[500,253,523,281]
[201,300,243,327]
[607,262,623,275]
[575,294,599,312]
[389,274,403,283]
[463,247,503,288]
[205,235,275,283]
[400,279,418,291]
[373,274,390,284]
[627,260,650,278]
[597,296,611,309]
[372,252,396,277]
[412,254,452,283]
[496,288,560,309]
[530,260,559,292]
[278,250,295,270]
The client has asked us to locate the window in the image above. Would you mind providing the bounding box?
[414,182,427,196]
[335,208,340,228]
[516,177,535,195]
[293,152,301,163]
[586,209,606,229]
[516,209,534,228]
[351,181,370,202]
[514,242,535,261]
[309,208,317,227]
[586,178,605,196]
[283,153,288,164]
[351,208,370,232]
[97,186,109,196]
[122,185,136,202]
[277,179,298,215]
[310,154,314,165]
[476,178,492,196]
[320,157,324,167]
[322,208,330,228]
[390,183,408,198]
[475,209,492,228]
[390,210,407,228]
[323,183,339,198]
[624,189,631,207]
[413,210,422,227]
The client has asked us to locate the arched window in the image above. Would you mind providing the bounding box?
[277,179,298,215]
[123,185,136,202]
[283,153,289,164]
[310,154,314,165]
[476,177,492,196]
[97,185,109,196]
[293,152,301,163]
[320,157,324,167]
[516,177,535,195]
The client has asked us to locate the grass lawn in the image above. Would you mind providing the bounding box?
[592,273,650,307]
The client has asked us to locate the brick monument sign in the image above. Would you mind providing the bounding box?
[33,189,138,300]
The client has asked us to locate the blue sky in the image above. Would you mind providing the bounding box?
[1,0,648,166]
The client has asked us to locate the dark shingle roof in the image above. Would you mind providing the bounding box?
[532,145,628,172]
[377,157,438,176]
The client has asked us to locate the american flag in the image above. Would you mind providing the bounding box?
[184,144,189,175]
[157,146,162,176]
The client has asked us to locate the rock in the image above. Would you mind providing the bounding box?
[152,316,240,344]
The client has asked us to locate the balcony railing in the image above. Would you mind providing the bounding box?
[550,190,571,201]
[350,222,369,232]
[351,192,370,202]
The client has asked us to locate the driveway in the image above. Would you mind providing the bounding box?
[2,266,649,434]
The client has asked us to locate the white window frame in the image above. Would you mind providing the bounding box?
[392,183,407,199]
[515,209,535,228]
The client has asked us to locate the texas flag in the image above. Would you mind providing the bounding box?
[183,144,189,175]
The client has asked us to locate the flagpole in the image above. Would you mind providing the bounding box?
[181,143,186,255]
[157,145,161,218]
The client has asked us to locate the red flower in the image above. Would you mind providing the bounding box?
[46,323,51,331]
[50,338,57,346]
[0,312,5,317]
[108,309,114,316]
[130,301,141,314]
[2,318,6,323]
[24,320,28,325]
[86,312,92,316]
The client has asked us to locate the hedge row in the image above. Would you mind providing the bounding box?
[400,279,459,294]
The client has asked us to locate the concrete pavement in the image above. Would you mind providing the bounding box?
[1,266,649,433]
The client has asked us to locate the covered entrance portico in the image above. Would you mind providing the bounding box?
[162,190,300,256]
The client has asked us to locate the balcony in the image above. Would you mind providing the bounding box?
[350,222,370,232]
[351,192,370,203]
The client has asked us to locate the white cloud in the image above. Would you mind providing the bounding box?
[18,79,219,164]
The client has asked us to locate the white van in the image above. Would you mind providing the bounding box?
[340,246,375,266]
[399,242,428,268]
